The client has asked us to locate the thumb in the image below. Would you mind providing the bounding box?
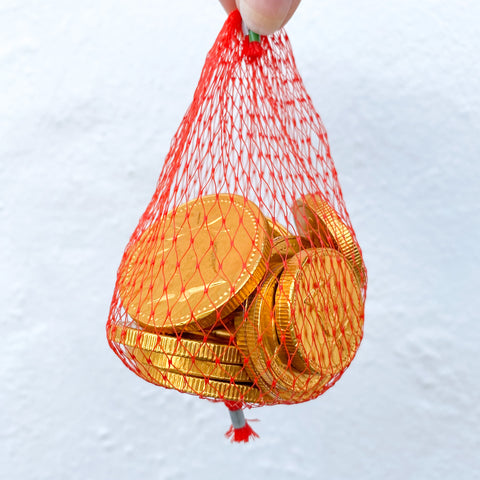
[237,0,295,36]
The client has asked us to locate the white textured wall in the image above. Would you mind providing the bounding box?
[1,1,479,479]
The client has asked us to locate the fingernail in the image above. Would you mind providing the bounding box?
[237,0,293,36]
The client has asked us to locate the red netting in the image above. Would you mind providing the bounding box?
[107,10,367,417]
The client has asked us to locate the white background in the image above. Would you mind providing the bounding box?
[1,1,479,479]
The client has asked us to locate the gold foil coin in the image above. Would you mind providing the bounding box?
[181,309,238,344]
[117,194,271,332]
[235,265,283,394]
[275,248,364,377]
[293,194,366,286]
[236,265,327,402]
[183,326,234,343]
[128,347,252,383]
[135,362,267,403]
[266,217,290,238]
[269,235,306,266]
[107,324,244,365]
[253,268,328,402]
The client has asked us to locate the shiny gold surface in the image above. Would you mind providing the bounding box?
[266,217,290,238]
[236,265,327,402]
[127,347,251,383]
[235,266,283,395]
[182,310,238,343]
[293,194,365,286]
[117,194,271,332]
[179,326,234,345]
[269,235,306,266]
[257,270,328,401]
[187,326,234,342]
[111,193,365,404]
[136,362,266,403]
[275,248,364,376]
[107,324,244,365]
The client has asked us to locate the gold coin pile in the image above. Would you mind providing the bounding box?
[109,192,365,404]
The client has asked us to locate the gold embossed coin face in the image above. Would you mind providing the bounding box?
[275,248,364,377]
[117,194,270,332]
[293,194,366,286]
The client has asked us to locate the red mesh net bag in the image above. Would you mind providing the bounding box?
[107,10,367,442]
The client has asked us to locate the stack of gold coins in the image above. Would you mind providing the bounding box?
[235,249,363,402]
[110,192,365,404]
[106,323,267,403]
[232,194,365,402]
[111,193,275,403]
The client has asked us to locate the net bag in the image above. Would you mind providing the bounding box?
[107,10,367,442]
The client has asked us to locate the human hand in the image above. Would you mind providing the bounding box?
[219,0,302,36]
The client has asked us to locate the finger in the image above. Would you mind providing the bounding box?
[280,0,301,29]
[237,0,294,36]
[219,0,237,14]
